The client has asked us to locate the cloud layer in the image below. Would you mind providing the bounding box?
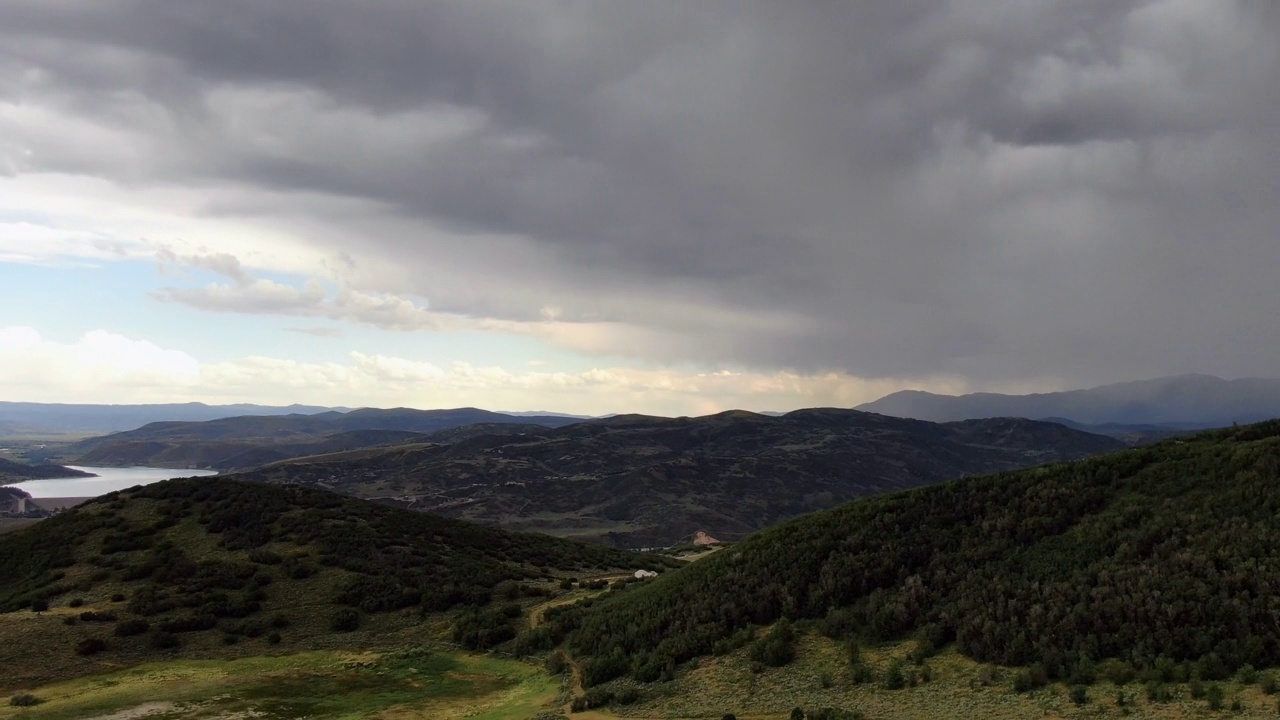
[0,327,936,414]
[3,1,1278,390]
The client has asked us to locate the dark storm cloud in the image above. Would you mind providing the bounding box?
[2,0,1279,385]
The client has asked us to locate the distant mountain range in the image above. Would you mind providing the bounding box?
[0,401,346,434]
[65,408,583,469]
[228,409,1124,547]
[857,374,1280,427]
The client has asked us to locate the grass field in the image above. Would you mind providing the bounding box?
[0,648,559,720]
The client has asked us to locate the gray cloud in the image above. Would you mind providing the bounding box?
[3,0,1279,386]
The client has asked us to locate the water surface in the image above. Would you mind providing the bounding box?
[9,466,219,498]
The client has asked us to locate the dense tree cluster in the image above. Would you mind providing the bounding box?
[551,422,1280,686]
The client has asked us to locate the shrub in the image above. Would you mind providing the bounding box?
[9,694,41,707]
[883,660,906,690]
[113,619,150,637]
[1238,664,1258,684]
[267,632,282,645]
[1103,659,1136,686]
[79,610,116,622]
[330,608,360,632]
[545,653,567,676]
[159,615,216,633]
[1206,684,1224,711]
[29,598,48,613]
[1012,663,1049,693]
[69,598,84,608]
[614,687,641,705]
[1261,673,1278,695]
[110,593,126,602]
[748,619,797,668]
[148,631,181,650]
[1145,682,1171,703]
[74,637,108,656]
[1069,685,1089,705]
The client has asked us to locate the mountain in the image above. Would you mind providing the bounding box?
[0,457,95,482]
[545,420,1280,690]
[0,401,345,435]
[856,374,1280,426]
[66,408,583,469]
[229,409,1124,547]
[0,477,674,688]
[499,410,594,419]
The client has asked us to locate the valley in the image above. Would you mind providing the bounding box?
[2,404,1279,719]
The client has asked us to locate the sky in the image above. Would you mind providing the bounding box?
[0,1,1277,416]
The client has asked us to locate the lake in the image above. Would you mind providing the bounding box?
[9,466,219,498]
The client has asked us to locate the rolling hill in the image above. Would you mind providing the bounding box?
[230,409,1124,547]
[0,458,94,483]
[65,407,583,469]
[856,374,1280,427]
[0,477,673,689]
[544,420,1280,692]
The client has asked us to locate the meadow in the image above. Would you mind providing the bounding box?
[0,647,558,720]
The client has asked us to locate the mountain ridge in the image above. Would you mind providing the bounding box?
[0,401,347,435]
[229,409,1124,547]
[65,408,583,469]
[857,374,1280,426]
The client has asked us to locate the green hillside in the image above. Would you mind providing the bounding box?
[547,420,1280,690]
[234,410,1124,547]
[0,477,673,689]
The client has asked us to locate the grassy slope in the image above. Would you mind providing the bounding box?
[552,420,1280,689]
[0,477,674,690]
[621,635,1280,719]
[0,648,559,720]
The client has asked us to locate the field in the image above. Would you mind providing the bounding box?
[0,648,559,720]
